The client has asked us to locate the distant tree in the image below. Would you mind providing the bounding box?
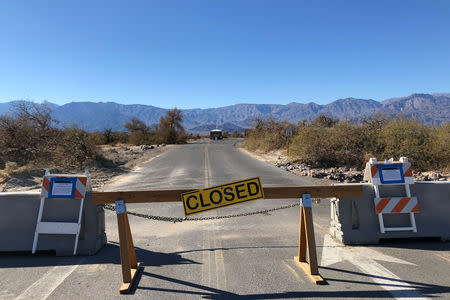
[124,118,149,134]
[310,115,339,128]
[103,128,113,144]
[158,108,186,144]
[231,131,243,138]
[124,118,151,145]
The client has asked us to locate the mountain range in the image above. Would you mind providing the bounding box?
[0,93,448,133]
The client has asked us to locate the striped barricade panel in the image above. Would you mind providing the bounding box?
[369,162,414,185]
[374,197,419,214]
[41,176,87,199]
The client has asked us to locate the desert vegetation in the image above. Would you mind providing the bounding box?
[245,115,450,172]
[0,103,189,183]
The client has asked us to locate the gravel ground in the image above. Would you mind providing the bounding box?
[240,147,449,183]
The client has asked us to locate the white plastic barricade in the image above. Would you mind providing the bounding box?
[32,169,89,255]
[366,157,419,233]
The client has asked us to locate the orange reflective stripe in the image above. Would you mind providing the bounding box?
[78,177,87,186]
[392,197,410,213]
[404,166,413,177]
[43,177,50,192]
[371,165,379,177]
[411,203,420,213]
[376,198,391,214]
[75,189,84,199]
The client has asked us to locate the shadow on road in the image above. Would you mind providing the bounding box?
[0,242,199,268]
[375,237,450,251]
[135,266,450,299]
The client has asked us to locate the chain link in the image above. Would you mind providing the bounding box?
[103,202,300,223]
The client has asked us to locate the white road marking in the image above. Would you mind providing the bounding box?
[201,144,213,290]
[213,223,227,290]
[200,145,227,293]
[15,260,82,300]
[320,234,428,299]
[201,228,212,287]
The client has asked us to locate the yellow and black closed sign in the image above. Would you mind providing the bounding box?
[182,177,264,216]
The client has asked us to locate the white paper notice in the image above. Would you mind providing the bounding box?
[381,168,402,182]
[51,181,74,196]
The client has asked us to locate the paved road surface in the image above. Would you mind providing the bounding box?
[1,140,449,299]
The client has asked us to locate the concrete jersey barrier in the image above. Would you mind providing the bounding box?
[330,182,450,244]
[0,191,106,256]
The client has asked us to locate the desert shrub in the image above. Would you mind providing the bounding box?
[426,123,450,171]
[247,114,449,171]
[89,131,107,145]
[0,102,101,171]
[245,118,292,152]
[111,131,129,144]
[0,102,59,166]
[231,131,243,138]
[55,127,100,169]
[327,121,366,167]
[187,133,201,140]
[359,115,388,160]
[0,161,18,183]
[290,125,333,166]
[310,115,339,128]
[379,118,431,170]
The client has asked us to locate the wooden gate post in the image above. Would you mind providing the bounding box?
[294,194,325,284]
[115,200,141,293]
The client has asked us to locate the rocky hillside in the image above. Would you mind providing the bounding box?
[0,93,448,133]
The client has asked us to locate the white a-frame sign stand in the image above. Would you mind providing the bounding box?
[366,157,419,233]
[32,169,89,255]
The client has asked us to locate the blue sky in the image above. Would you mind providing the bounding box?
[1,0,449,109]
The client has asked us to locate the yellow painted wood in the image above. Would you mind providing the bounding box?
[295,203,325,284]
[117,212,131,283]
[119,263,141,294]
[117,210,140,294]
[294,259,325,285]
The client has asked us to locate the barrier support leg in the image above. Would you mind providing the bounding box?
[294,194,325,285]
[115,200,141,294]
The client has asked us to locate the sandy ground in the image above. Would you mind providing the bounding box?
[0,144,172,192]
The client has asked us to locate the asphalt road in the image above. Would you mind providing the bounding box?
[1,140,449,299]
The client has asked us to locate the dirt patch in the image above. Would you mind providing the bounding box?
[0,144,172,192]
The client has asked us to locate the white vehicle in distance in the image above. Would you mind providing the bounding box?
[210,129,223,140]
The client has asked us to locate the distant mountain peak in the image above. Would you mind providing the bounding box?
[0,93,448,132]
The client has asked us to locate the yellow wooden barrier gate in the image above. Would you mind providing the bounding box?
[92,184,363,293]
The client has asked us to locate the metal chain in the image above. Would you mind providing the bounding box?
[103,202,300,223]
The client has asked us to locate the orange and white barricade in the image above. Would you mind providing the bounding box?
[366,157,419,233]
[32,169,89,255]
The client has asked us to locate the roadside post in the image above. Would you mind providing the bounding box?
[285,127,293,156]
[115,200,141,294]
[294,194,325,284]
